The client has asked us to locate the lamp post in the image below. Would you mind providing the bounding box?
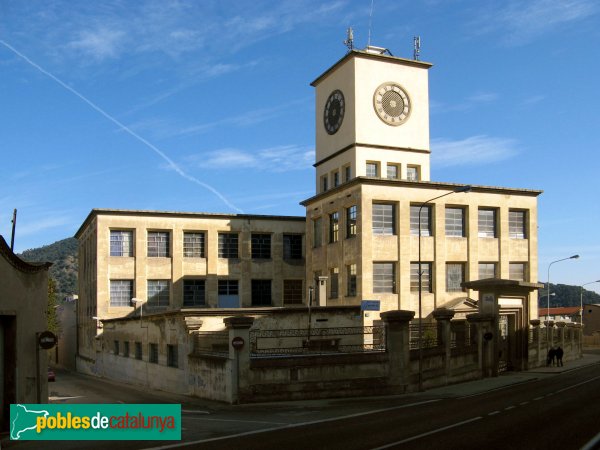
[131,298,145,327]
[546,255,579,342]
[580,280,600,325]
[418,185,471,392]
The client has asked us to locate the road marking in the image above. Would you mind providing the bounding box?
[488,411,500,416]
[533,397,544,401]
[555,375,600,394]
[519,402,529,406]
[370,416,482,449]
[48,396,83,401]
[142,399,442,450]
[181,410,210,415]
[505,406,515,410]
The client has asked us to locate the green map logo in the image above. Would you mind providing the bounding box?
[10,404,181,440]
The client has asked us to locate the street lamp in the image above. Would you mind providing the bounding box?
[546,255,579,341]
[418,185,471,392]
[580,280,600,325]
[131,298,145,327]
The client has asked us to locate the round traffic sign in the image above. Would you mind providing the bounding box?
[38,331,58,349]
[231,336,245,350]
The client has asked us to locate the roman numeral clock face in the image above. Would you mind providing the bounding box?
[373,82,411,126]
[323,89,345,135]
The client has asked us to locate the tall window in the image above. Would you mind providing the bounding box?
[479,263,497,279]
[148,231,170,257]
[218,233,239,258]
[347,264,357,296]
[110,280,133,307]
[313,217,322,247]
[344,165,352,182]
[373,203,395,235]
[321,175,328,192]
[333,171,340,187]
[167,345,178,368]
[410,205,431,236]
[283,234,302,259]
[251,234,271,259]
[387,164,399,180]
[251,280,272,306]
[407,165,419,181]
[218,280,238,296]
[346,205,357,237]
[330,268,339,299]
[509,210,527,239]
[183,232,205,258]
[373,263,395,293]
[149,343,158,364]
[329,212,339,243]
[411,262,431,292]
[123,341,130,358]
[445,207,466,237]
[135,342,142,360]
[446,263,465,292]
[478,209,497,238]
[114,341,119,355]
[183,279,206,307]
[366,162,378,177]
[509,263,526,281]
[283,280,303,305]
[110,230,133,257]
[147,280,170,307]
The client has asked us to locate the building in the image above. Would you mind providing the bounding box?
[0,235,51,430]
[582,304,600,336]
[538,306,581,324]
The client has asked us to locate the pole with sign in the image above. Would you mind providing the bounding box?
[36,331,57,402]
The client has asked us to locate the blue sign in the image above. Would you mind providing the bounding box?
[361,300,380,311]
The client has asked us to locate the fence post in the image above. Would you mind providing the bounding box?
[467,313,495,378]
[223,316,254,404]
[529,320,541,367]
[574,323,583,358]
[432,308,455,384]
[565,323,575,360]
[556,321,566,352]
[381,310,414,392]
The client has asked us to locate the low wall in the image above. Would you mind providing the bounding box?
[187,355,232,402]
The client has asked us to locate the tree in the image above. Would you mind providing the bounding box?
[47,278,60,334]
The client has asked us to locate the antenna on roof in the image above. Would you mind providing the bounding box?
[367,0,374,47]
[344,27,354,51]
[413,36,421,60]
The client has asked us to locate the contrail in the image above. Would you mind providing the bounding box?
[0,40,243,213]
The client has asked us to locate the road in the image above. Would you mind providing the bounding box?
[4,359,600,450]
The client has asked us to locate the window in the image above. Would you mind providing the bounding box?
[329,212,339,243]
[407,165,420,181]
[509,263,526,281]
[110,230,133,257]
[347,264,357,296]
[478,209,497,238]
[283,234,302,259]
[218,280,238,295]
[411,262,431,292]
[346,205,357,237]
[183,232,205,257]
[135,342,142,360]
[218,233,239,258]
[147,280,170,307]
[123,341,130,358]
[149,343,158,364]
[344,165,352,182]
[366,162,378,177]
[167,345,178,368]
[330,268,339,299]
[183,279,206,307]
[321,175,328,192]
[110,280,133,307]
[509,210,527,239]
[313,217,323,247]
[251,234,271,259]
[373,203,395,235]
[148,231,170,257]
[387,164,399,180]
[283,280,303,305]
[410,205,431,236]
[333,171,340,187]
[251,280,272,306]
[479,263,497,280]
[114,340,119,355]
[374,263,395,293]
[446,207,466,237]
[446,263,465,292]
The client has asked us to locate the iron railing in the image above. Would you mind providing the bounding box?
[409,323,439,350]
[192,330,229,357]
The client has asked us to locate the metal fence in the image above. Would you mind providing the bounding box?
[409,323,439,350]
[192,330,229,357]
[250,326,386,357]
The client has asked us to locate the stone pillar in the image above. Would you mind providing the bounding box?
[544,320,555,349]
[566,323,576,360]
[467,313,496,378]
[317,276,328,306]
[574,323,583,358]
[556,321,566,350]
[224,316,254,404]
[530,320,541,367]
[381,310,414,392]
[433,308,455,384]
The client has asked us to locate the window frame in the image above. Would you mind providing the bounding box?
[386,163,399,180]
[330,267,339,299]
[329,212,339,243]
[373,262,395,293]
[183,231,206,258]
[366,161,379,177]
[445,207,466,237]
[509,262,527,281]
[167,344,178,368]
[283,234,303,259]
[283,279,303,305]
[478,208,497,238]
[410,205,432,237]
[110,230,134,257]
[251,279,272,306]
[183,279,206,307]
[347,264,357,297]
[478,262,497,280]
[446,263,465,292]
[372,203,395,235]
[109,279,133,307]
[218,233,239,258]
[407,165,420,181]
[251,233,271,259]
[149,343,159,364]
[147,231,170,257]
[218,279,239,296]
[147,280,170,307]
[411,262,432,292]
[509,210,527,239]
[313,217,323,247]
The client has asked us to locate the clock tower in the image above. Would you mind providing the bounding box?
[312,46,433,192]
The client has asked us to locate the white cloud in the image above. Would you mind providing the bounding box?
[431,135,519,168]
[16,216,73,237]
[67,27,126,61]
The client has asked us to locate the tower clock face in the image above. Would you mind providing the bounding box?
[323,89,345,135]
[373,82,411,126]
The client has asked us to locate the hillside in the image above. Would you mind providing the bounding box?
[538,283,600,308]
[19,237,78,301]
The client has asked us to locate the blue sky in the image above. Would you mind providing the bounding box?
[1,1,599,292]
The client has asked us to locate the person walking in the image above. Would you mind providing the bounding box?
[556,346,564,367]
[547,347,556,366]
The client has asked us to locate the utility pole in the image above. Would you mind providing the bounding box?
[10,208,17,251]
